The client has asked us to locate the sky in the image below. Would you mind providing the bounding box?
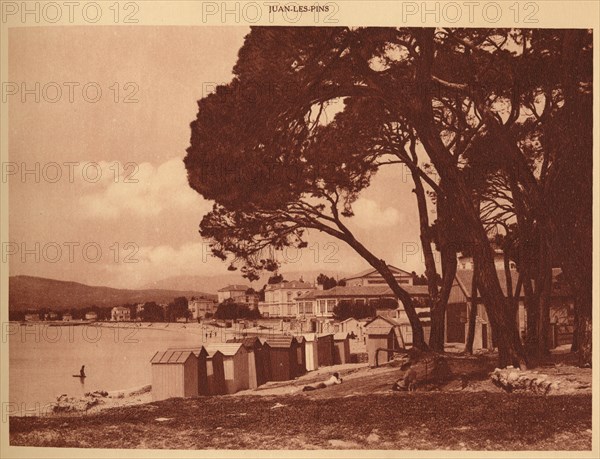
[7,26,432,289]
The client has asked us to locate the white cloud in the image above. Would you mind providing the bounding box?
[350,198,401,228]
[79,158,211,219]
[103,241,222,287]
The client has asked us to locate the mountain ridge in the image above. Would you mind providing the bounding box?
[8,275,216,311]
[139,269,352,292]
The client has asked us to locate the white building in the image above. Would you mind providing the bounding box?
[188,297,218,319]
[340,265,414,287]
[457,249,516,271]
[258,280,315,317]
[217,285,259,307]
[111,306,131,322]
[295,284,429,319]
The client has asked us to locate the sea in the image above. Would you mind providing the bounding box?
[8,322,230,415]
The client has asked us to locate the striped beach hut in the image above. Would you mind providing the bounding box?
[150,349,198,401]
[205,343,249,394]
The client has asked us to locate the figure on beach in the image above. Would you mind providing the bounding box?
[392,360,417,392]
[302,372,343,391]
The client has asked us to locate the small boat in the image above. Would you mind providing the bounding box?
[72,375,86,378]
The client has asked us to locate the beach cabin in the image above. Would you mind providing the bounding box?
[302,333,319,371]
[333,332,351,364]
[295,335,307,375]
[227,337,269,388]
[150,350,198,401]
[339,318,364,340]
[364,316,406,367]
[166,346,209,395]
[205,348,226,395]
[205,343,249,394]
[317,333,335,367]
[264,336,299,381]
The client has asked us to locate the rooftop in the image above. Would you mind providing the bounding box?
[365,315,403,327]
[453,268,570,300]
[264,336,296,348]
[204,343,244,356]
[297,284,429,300]
[265,280,315,291]
[218,284,250,292]
[226,337,262,349]
[150,350,195,364]
[165,346,207,358]
[341,265,412,281]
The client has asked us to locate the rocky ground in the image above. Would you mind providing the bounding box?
[49,385,152,415]
[10,392,592,450]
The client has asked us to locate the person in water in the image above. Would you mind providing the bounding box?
[79,365,86,377]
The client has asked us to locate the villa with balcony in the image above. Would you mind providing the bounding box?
[258,280,315,317]
[295,284,429,319]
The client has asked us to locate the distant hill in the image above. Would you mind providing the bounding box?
[141,269,352,293]
[9,276,216,311]
[141,274,263,293]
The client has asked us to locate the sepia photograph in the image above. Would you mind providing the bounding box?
[0,1,598,457]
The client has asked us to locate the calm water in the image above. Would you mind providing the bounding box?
[9,323,228,413]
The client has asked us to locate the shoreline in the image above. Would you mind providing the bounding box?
[27,384,154,418]
[14,348,592,419]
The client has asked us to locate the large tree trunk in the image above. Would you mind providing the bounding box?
[465,259,478,354]
[412,28,527,368]
[560,262,592,366]
[337,232,428,350]
[417,131,527,368]
[430,245,457,352]
[376,261,428,350]
[547,30,593,367]
[574,302,592,367]
[410,163,443,351]
[535,235,553,358]
[426,189,457,353]
[523,276,539,357]
[412,167,438,300]
[571,302,579,352]
[473,243,527,369]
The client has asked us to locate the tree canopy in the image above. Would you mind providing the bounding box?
[185,27,592,366]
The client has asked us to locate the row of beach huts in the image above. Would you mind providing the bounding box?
[150,332,352,401]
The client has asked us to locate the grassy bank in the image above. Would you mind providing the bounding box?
[10,392,592,450]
